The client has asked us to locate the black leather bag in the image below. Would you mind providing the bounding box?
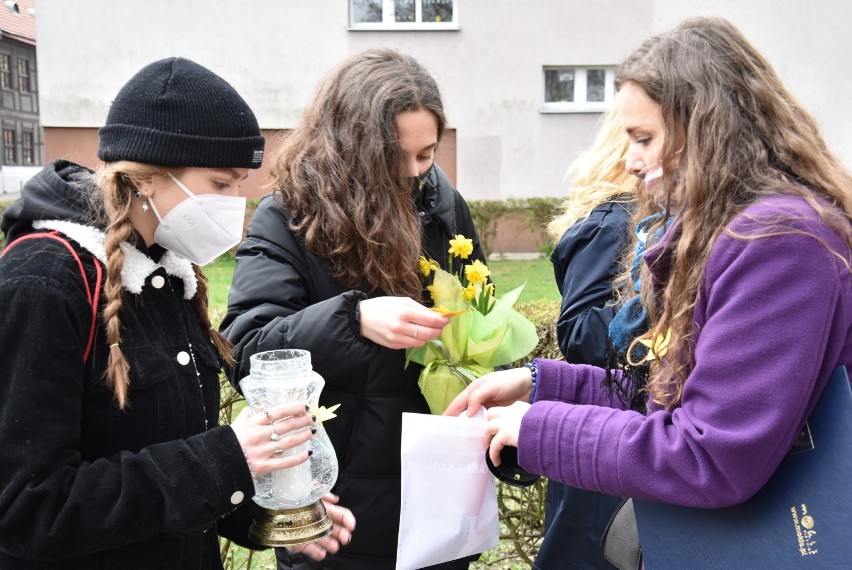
[601,498,642,570]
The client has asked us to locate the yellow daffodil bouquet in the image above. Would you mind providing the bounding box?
[405,235,539,414]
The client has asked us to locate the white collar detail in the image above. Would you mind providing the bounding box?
[32,220,198,299]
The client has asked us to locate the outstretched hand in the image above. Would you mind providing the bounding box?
[292,493,356,561]
[358,296,450,350]
[443,366,534,417]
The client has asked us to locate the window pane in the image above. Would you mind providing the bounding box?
[545,69,574,103]
[395,0,414,22]
[587,69,606,103]
[422,0,453,22]
[4,129,16,163]
[352,0,382,23]
[22,131,32,164]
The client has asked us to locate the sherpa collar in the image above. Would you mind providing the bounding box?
[32,220,198,299]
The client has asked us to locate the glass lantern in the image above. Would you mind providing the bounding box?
[240,349,339,546]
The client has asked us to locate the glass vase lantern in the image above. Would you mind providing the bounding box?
[241,349,339,546]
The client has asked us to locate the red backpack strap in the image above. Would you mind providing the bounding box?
[2,231,103,363]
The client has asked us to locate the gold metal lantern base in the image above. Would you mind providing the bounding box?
[249,500,333,547]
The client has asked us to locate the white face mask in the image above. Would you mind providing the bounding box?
[147,173,246,266]
[638,161,664,199]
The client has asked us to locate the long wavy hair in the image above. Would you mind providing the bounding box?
[85,162,232,409]
[547,108,637,241]
[271,48,446,298]
[615,16,852,407]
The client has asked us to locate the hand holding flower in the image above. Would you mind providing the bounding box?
[406,234,539,414]
[359,296,450,350]
[484,401,531,467]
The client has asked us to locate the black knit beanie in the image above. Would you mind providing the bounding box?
[98,57,265,169]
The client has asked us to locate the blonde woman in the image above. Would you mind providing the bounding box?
[540,109,638,568]
[0,58,353,568]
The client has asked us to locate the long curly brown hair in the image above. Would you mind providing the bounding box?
[271,48,446,298]
[615,17,852,407]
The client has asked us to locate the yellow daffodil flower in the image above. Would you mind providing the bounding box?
[462,284,478,301]
[464,259,491,285]
[448,234,474,259]
[638,328,671,361]
[418,256,432,277]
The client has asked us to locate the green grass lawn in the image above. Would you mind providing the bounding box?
[205,256,560,313]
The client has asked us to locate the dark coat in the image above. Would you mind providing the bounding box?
[550,200,633,367]
[539,199,632,570]
[220,165,485,569]
[0,161,257,569]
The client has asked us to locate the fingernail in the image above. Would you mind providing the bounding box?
[308,449,314,456]
[311,427,317,435]
[305,404,310,412]
[311,414,317,422]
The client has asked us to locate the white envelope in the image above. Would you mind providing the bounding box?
[396,411,500,570]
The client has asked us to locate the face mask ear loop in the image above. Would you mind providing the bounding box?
[146,195,167,225]
[167,172,198,200]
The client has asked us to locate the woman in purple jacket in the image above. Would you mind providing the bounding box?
[446,15,852,519]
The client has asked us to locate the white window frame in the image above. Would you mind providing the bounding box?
[349,0,460,31]
[540,66,615,114]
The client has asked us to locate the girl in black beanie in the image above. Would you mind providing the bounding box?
[0,57,354,569]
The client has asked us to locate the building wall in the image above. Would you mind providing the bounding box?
[0,38,41,167]
[34,1,852,250]
[36,0,651,203]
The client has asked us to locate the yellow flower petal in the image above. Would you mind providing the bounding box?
[430,306,468,317]
[462,284,478,301]
[638,328,671,361]
[418,256,433,277]
[315,404,340,424]
[464,259,491,285]
[448,234,474,259]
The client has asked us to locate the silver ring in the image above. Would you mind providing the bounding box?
[270,424,279,441]
[413,324,419,339]
[273,442,284,457]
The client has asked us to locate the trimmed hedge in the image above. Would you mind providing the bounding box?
[0,200,14,249]
[468,197,562,259]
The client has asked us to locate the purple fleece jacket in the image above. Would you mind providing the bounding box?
[518,194,852,508]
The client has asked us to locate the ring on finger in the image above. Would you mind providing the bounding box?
[270,423,279,441]
[412,323,419,339]
[264,410,272,424]
[273,441,284,457]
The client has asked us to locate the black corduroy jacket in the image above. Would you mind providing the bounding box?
[0,161,258,569]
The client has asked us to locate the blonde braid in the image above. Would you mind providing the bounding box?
[100,172,135,409]
[191,265,235,366]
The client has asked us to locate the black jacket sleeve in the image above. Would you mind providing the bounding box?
[220,196,376,388]
[550,202,632,367]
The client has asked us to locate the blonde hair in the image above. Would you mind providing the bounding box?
[87,162,233,409]
[547,108,638,241]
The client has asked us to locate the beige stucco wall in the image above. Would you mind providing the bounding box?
[35,0,850,206]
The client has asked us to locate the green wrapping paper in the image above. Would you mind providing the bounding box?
[406,268,539,415]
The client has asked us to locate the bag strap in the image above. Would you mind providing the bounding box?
[2,231,103,363]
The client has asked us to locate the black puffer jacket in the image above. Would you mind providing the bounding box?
[221,165,485,569]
